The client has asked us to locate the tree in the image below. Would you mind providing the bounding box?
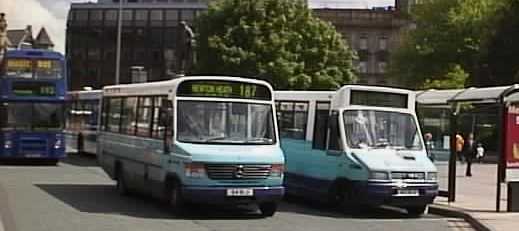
[390,0,502,89]
[485,0,519,86]
[194,0,356,90]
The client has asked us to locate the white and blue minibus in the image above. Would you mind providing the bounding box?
[65,90,102,154]
[275,85,438,216]
[98,76,284,216]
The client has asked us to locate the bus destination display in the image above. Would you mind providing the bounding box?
[12,82,56,97]
[177,80,271,100]
[350,90,408,109]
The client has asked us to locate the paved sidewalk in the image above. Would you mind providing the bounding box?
[433,162,519,231]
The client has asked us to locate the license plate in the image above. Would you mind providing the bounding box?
[226,188,254,197]
[25,154,42,158]
[396,189,419,196]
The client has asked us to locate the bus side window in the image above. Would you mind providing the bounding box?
[312,102,330,150]
[327,111,341,151]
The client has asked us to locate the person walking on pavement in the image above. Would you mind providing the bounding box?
[424,133,435,162]
[463,133,477,177]
[456,133,465,162]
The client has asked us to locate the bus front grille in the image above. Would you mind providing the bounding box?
[205,164,271,180]
[391,172,426,180]
[19,138,48,153]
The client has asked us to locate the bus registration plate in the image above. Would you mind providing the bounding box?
[226,188,254,197]
[25,154,42,158]
[396,189,419,196]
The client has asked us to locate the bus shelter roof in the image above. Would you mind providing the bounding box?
[416,89,464,105]
[448,86,511,104]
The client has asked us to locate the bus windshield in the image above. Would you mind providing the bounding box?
[4,58,63,79]
[0,102,64,130]
[177,101,275,144]
[343,110,422,150]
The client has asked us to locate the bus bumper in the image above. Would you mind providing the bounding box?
[181,186,284,205]
[355,182,438,207]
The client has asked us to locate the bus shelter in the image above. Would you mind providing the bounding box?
[417,85,519,211]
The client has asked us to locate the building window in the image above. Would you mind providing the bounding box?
[105,10,117,21]
[359,61,368,73]
[135,10,148,21]
[181,10,195,22]
[89,10,103,21]
[165,10,179,26]
[276,101,309,140]
[123,10,133,21]
[151,10,163,21]
[379,37,388,51]
[359,35,368,50]
[76,10,89,21]
[378,61,387,73]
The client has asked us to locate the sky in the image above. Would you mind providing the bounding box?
[0,0,395,53]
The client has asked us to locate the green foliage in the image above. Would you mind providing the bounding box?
[485,0,519,86]
[422,64,468,90]
[390,0,502,89]
[194,0,356,90]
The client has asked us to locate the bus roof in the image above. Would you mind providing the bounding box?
[67,90,102,100]
[102,76,274,99]
[5,49,65,60]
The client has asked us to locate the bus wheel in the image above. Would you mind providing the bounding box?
[405,205,427,217]
[259,202,277,217]
[116,167,129,196]
[166,180,185,214]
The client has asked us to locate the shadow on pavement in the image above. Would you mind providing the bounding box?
[34,183,266,220]
[279,195,425,219]
[35,183,429,220]
[0,159,58,166]
[61,154,99,167]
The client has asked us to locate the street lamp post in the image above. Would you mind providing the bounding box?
[115,0,123,85]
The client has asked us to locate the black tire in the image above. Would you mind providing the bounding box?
[259,202,278,217]
[166,180,185,215]
[406,205,427,217]
[116,167,129,196]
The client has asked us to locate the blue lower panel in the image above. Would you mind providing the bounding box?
[182,186,284,205]
[356,182,438,206]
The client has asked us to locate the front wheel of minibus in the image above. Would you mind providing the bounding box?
[405,205,427,217]
[259,202,278,217]
[166,180,185,215]
[116,167,129,196]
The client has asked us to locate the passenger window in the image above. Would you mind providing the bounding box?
[136,97,153,137]
[121,97,138,135]
[312,101,330,149]
[101,99,109,131]
[276,101,308,140]
[107,98,122,133]
[152,96,170,139]
[327,111,341,151]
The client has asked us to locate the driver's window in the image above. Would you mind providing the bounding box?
[327,111,341,151]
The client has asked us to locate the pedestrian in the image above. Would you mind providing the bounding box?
[424,133,435,162]
[463,133,477,177]
[455,133,465,162]
[476,142,485,163]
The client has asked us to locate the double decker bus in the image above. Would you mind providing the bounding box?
[65,90,101,154]
[275,86,438,216]
[0,49,67,164]
[98,76,284,216]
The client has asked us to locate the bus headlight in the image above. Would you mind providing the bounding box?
[270,164,284,177]
[185,163,206,178]
[54,139,62,149]
[4,140,12,149]
[427,172,438,181]
[370,171,389,180]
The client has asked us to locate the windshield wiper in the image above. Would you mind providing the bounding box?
[204,136,229,142]
[246,137,273,143]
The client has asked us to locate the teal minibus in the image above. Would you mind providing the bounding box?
[98,76,284,216]
[275,85,438,216]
